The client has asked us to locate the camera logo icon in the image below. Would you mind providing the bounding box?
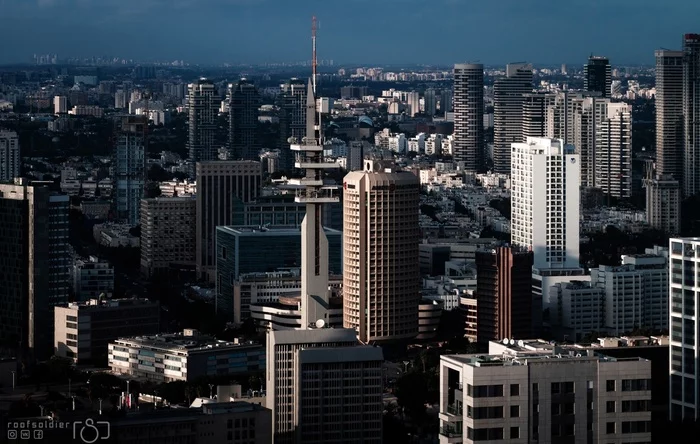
[7,430,17,440]
[72,418,110,444]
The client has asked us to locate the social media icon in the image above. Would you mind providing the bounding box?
[7,430,17,440]
[20,430,30,439]
[34,430,44,440]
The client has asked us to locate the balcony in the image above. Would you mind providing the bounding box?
[439,426,463,444]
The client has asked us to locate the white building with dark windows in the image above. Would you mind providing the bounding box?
[669,238,700,421]
[439,340,652,444]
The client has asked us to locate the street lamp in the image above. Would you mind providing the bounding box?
[98,398,102,415]
[403,361,410,373]
[209,384,214,399]
[126,380,131,410]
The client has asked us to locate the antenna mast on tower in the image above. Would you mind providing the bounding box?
[312,15,317,95]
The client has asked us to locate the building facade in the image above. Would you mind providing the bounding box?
[595,102,633,199]
[439,342,652,444]
[584,56,612,98]
[229,79,261,161]
[113,116,146,226]
[54,298,159,364]
[48,193,71,305]
[655,50,685,181]
[277,79,307,171]
[669,238,700,421]
[492,63,533,174]
[109,329,265,383]
[683,34,700,197]
[140,196,197,278]
[73,255,114,300]
[474,247,534,343]
[266,329,383,444]
[644,174,681,234]
[196,160,262,281]
[0,130,20,182]
[187,79,219,177]
[510,137,580,270]
[453,64,484,171]
[343,160,421,342]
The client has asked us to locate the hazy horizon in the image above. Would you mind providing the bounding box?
[0,0,696,66]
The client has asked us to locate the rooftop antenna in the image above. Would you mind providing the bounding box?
[312,15,318,95]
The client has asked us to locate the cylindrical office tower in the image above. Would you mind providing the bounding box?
[342,160,420,343]
[453,63,484,172]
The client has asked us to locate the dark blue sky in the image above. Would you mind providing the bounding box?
[0,0,696,65]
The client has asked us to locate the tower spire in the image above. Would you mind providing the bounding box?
[312,15,317,95]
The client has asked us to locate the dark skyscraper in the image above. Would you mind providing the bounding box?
[683,34,700,197]
[453,63,484,172]
[493,63,533,174]
[475,246,534,344]
[584,56,612,98]
[187,78,219,177]
[655,49,684,182]
[228,79,261,161]
[278,79,307,171]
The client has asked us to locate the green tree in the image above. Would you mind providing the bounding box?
[395,372,428,421]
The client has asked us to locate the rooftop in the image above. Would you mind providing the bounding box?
[114,330,260,354]
[217,225,341,235]
[63,297,155,310]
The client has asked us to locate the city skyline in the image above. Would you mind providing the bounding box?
[0,0,697,65]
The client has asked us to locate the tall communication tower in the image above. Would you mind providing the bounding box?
[312,15,318,94]
[289,16,340,329]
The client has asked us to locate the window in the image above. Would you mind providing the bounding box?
[621,379,651,392]
[551,424,561,437]
[606,422,616,434]
[551,382,561,394]
[621,400,651,413]
[510,384,520,396]
[606,380,616,392]
[469,384,504,398]
[552,403,561,416]
[510,405,520,418]
[563,402,574,415]
[606,401,616,413]
[563,381,575,393]
[564,424,575,436]
[621,421,651,434]
[510,427,519,439]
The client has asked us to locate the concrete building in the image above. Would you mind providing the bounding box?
[493,63,533,174]
[521,93,553,140]
[683,34,700,197]
[475,247,534,343]
[595,102,633,199]
[140,196,197,278]
[109,329,265,383]
[0,130,20,182]
[250,292,344,332]
[591,248,669,335]
[584,55,612,98]
[113,116,146,226]
[439,341,652,444]
[48,193,71,305]
[550,279,604,342]
[53,95,67,114]
[0,181,51,359]
[669,238,700,421]
[277,79,307,171]
[510,137,580,270]
[266,329,383,444]
[196,160,262,281]
[229,79,261,160]
[644,174,681,234]
[187,79,219,177]
[54,298,159,364]
[343,160,421,343]
[73,256,115,300]
[654,50,685,181]
[453,64,484,171]
[424,88,438,116]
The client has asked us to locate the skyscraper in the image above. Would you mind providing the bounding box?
[440,89,453,113]
[48,193,70,305]
[521,93,554,140]
[510,137,580,270]
[584,55,612,98]
[0,130,20,182]
[343,160,420,343]
[187,79,219,177]
[0,180,51,359]
[453,63,484,171]
[683,34,700,197]
[53,95,67,114]
[669,238,700,421]
[493,63,533,174]
[475,246,534,343]
[278,79,307,171]
[113,116,146,226]
[424,88,437,116]
[196,160,262,282]
[595,102,633,199]
[644,174,680,234]
[655,49,684,182]
[228,79,261,161]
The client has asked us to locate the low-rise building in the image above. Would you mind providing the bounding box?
[72,256,114,301]
[54,298,160,364]
[109,329,265,383]
[439,340,652,444]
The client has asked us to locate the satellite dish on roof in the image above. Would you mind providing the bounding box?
[315,319,326,329]
[502,338,509,345]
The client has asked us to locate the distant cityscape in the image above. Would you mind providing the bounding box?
[0,13,699,444]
